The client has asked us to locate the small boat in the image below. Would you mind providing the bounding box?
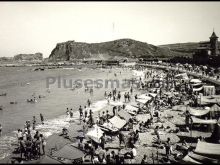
[0,93,7,96]
[10,101,17,104]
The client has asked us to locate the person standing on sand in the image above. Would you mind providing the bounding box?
[40,134,46,155]
[164,137,172,159]
[40,114,44,125]
[79,105,83,118]
[127,92,130,102]
[117,91,121,101]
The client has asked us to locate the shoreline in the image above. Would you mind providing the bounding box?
[0,67,140,163]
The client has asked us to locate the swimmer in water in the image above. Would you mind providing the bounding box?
[40,113,44,125]
[0,124,2,136]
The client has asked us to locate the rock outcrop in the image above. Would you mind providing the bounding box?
[49,39,180,61]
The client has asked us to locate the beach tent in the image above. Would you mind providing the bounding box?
[52,144,84,163]
[86,125,104,143]
[118,109,132,122]
[182,152,219,164]
[210,104,220,118]
[200,96,220,104]
[192,116,217,124]
[148,93,157,98]
[109,100,123,106]
[182,155,202,164]
[137,94,152,101]
[101,122,118,132]
[203,85,216,96]
[125,104,139,115]
[194,141,220,158]
[136,99,148,104]
[109,116,127,130]
[211,104,220,112]
[189,108,210,116]
[190,79,202,84]
[192,84,203,92]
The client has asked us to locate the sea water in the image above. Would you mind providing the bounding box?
[0,66,135,160]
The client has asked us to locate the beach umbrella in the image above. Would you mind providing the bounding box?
[52,144,84,161]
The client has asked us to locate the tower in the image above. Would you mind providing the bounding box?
[209,30,219,56]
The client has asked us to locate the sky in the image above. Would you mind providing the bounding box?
[0,2,220,58]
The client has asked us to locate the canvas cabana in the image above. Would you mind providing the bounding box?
[118,109,132,122]
[86,125,104,143]
[182,151,219,164]
[194,141,220,159]
[109,116,127,130]
[100,116,127,133]
[189,108,210,117]
[137,94,152,101]
[124,104,139,115]
[136,98,148,104]
[192,116,217,124]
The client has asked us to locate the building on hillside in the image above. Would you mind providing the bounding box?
[193,31,220,65]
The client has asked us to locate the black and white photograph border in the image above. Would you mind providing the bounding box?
[0,1,220,164]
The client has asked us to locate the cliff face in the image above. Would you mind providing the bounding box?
[13,53,43,61]
[49,39,181,61]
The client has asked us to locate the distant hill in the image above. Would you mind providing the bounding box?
[14,53,43,62]
[159,42,199,57]
[49,39,194,61]
[159,41,220,58]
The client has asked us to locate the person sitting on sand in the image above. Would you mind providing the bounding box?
[62,127,69,137]
[135,94,138,101]
[141,154,148,164]
[154,126,161,143]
